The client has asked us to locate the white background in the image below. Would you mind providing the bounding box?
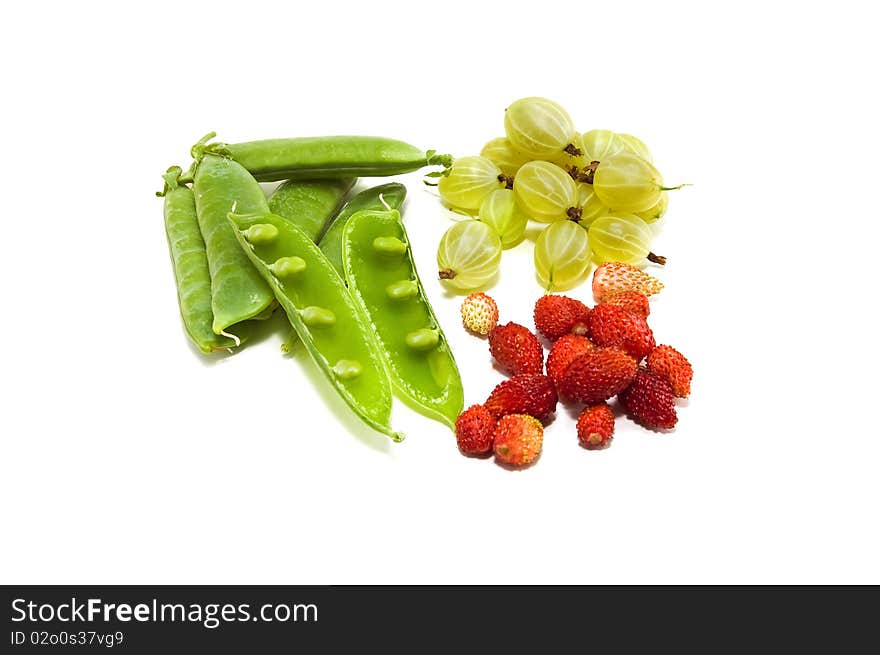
[1,1,878,584]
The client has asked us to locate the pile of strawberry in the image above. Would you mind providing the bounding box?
[456,262,693,467]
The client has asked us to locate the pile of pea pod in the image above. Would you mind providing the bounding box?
[159,133,462,441]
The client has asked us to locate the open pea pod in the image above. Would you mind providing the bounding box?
[227,211,401,442]
[342,209,464,428]
[268,177,357,352]
[319,182,407,276]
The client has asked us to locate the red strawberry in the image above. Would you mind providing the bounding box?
[484,374,558,421]
[546,334,594,389]
[604,291,650,319]
[533,294,591,341]
[493,414,543,467]
[488,322,544,376]
[592,262,663,303]
[576,403,615,449]
[647,345,693,398]
[588,303,655,362]
[618,369,677,430]
[460,293,499,336]
[558,347,638,404]
[455,404,497,455]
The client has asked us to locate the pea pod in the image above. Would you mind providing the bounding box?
[342,209,464,428]
[192,132,452,182]
[268,177,356,241]
[159,166,235,353]
[268,178,357,351]
[227,211,401,442]
[319,182,407,276]
[193,154,276,338]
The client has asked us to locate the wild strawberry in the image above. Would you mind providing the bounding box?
[533,294,591,342]
[558,347,638,404]
[493,414,543,467]
[592,262,663,303]
[576,403,615,449]
[646,345,693,398]
[488,322,544,376]
[455,404,497,455]
[546,334,594,389]
[484,374,558,421]
[618,369,677,430]
[588,303,655,362]
[460,292,498,336]
[604,291,650,319]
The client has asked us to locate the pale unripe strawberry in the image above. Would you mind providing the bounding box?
[460,292,499,336]
[592,262,663,303]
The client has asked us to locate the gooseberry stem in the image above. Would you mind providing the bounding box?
[498,173,514,189]
[438,269,456,280]
[659,183,690,191]
[563,142,583,157]
[647,252,667,265]
[568,161,600,184]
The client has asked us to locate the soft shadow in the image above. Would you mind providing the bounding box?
[494,451,543,471]
[186,309,289,367]
[241,309,288,349]
[524,224,544,242]
[288,346,393,454]
[184,335,236,367]
[563,401,585,422]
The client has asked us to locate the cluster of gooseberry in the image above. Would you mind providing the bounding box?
[434,97,682,292]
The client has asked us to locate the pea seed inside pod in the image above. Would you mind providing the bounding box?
[385,279,419,300]
[405,328,440,351]
[332,359,363,380]
[243,223,279,244]
[372,236,408,256]
[268,256,306,277]
[300,306,336,327]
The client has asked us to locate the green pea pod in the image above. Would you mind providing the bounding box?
[268,178,357,352]
[268,178,356,242]
[193,154,276,339]
[319,182,407,276]
[192,132,452,182]
[342,209,464,428]
[159,166,235,353]
[227,211,401,442]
